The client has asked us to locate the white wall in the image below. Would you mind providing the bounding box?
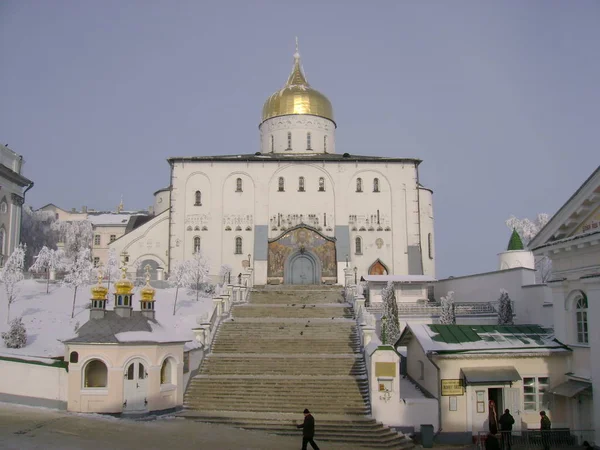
[259,115,335,155]
[0,358,68,408]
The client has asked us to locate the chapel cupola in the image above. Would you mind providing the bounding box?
[259,39,336,155]
[114,266,134,318]
[139,265,157,320]
[90,268,108,320]
[498,229,535,271]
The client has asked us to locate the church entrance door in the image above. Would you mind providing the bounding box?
[123,358,148,412]
[291,255,316,285]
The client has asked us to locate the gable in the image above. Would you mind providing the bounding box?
[530,166,600,249]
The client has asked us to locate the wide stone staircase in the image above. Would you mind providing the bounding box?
[181,285,413,449]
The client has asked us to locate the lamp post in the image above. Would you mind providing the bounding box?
[247,254,251,267]
[354,266,358,284]
[345,254,349,268]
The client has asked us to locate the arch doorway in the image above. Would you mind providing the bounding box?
[123,358,148,412]
[369,259,389,275]
[285,251,320,285]
[135,259,159,280]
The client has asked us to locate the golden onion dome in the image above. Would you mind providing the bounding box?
[91,269,108,300]
[261,50,334,125]
[140,264,156,302]
[115,266,134,295]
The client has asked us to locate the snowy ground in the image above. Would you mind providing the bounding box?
[0,280,213,359]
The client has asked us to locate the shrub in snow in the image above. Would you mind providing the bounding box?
[497,289,514,325]
[0,244,26,323]
[381,281,400,345]
[1,317,27,349]
[30,246,65,294]
[440,291,456,325]
[184,251,211,302]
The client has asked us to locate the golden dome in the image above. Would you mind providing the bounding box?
[91,269,108,300]
[261,51,334,125]
[115,266,134,295]
[140,266,156,302]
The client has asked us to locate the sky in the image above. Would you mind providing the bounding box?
[1,1,599,278]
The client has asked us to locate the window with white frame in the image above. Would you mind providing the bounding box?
[324,135,327,153]
[576,294,588,344]
[109,235,116,243]
[161,358,173,384]
[194,190,202,206]
[306,132,312,149]
[236,177,243,192]
[278,177,285,192]
[355,236,362,255]
[523,376,549,411]
[235,236,243,254]
[356,178,363,192]
[0,202,7,214]
[84,359,108,388]
[193,236,201,254]
[270,135,274,152]
[94,234,101,246]
[373,178,380,192]
[428,233,433,259]
[318,177,325,192]
[298,176,305,192]
[287,131,292,149]
[93,257,100,267]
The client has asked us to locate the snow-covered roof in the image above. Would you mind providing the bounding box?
[397,323,569,354]
[363,275,436,283]
[168,153,422,165]
[87,213,145,226]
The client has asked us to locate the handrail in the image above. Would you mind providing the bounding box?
[476,429,596,450]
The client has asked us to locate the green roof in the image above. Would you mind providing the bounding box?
[507,229,525,251]
[429,324,550,345]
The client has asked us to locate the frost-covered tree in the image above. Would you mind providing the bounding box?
[505,214,552,282]
[29,246,65,294]
[1,316,27,348]
[439,291,456,325]
[0,244,26,323]
[219,263,233,284]
[497,289,514,325]
[52,220,93,259]
[20,206,58,268]
[63,248,93,318]
[184,251,211,302]
[169,261,191,315]
[381,281,400,345]
[105,248,120,293]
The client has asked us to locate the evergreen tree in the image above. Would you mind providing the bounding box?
[497,289,514,325]
[439,291,456,325]
[381,281,400,345]
[1,317,27,348]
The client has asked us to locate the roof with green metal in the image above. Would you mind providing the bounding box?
[397,323,569,354]
[507,229,525,251]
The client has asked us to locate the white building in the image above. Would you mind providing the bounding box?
[529,166,600,440]
[110,49,435,285]
[0,144,33,264]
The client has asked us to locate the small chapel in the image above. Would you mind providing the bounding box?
[109,44,435,284]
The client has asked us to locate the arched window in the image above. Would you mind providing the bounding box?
[576,294,588,344]
[193,236,201,254]
[0,228,5,255]
[306,132,312,149]
[194,190,202,206]
[428,233,433,259]
[298,176,305,192]
[287,131,292,150]
[278,177,285,192]
[356,178,363,192]
[373,178,380,192]
[0,202,7,214]
[318,177,325,192]
[236,178,243,192]
[418,360,425,380]
[69,351,79,363]
[84,359,108,388]
[270,135,274,152]
[235,237,243,255]
[355,236,362,255]
[324,135,327,153]
[161,359,174,384]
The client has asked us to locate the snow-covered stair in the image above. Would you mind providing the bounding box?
[180,286,413,449]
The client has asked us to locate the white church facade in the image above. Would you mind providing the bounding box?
[110,49,435,285]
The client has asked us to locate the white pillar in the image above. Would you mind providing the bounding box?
[156,267,164,281]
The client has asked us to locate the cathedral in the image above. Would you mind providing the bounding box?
[110,48,435,285]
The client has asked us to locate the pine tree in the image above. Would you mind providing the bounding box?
[439,291,456,325]
[381,281,400,345]
[497,289,514,325]
[0,244,26,323]
[1,317,27,348]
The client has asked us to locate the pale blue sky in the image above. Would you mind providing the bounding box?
[1,1,598,278]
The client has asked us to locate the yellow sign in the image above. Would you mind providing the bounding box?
[441,379,464,396]
[375,362,396,377]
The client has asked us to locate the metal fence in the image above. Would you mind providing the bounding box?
[477,430,595,450]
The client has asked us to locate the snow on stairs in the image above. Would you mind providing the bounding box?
[180,286,413,449]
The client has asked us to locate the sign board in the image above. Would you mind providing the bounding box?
[375,362,396,377]
[441,379,464,396]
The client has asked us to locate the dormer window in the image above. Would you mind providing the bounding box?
[194,190,202,206]
[307,132,312,150]
[298,177,305,192]
[278,177,285,192]
[318,177,325,192]
[356,178,363,192]
[236,178,243,192]
[373,178,380,193]
[287,132,292,150]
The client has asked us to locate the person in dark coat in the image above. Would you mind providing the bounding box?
[485,433,501,450]
[296,408,320,450]
[499,409,515,450]
[540,411,552,450]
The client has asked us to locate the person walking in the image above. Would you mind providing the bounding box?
[540,411,552,450]
[296,408,320,450]
[499,409,515,450]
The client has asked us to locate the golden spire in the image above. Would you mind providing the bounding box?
[287,37,308,87]
[140,264,156,302]
[91,265,108,300]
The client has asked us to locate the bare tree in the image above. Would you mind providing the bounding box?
[63,248,93,318]
[0,244,26,323]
